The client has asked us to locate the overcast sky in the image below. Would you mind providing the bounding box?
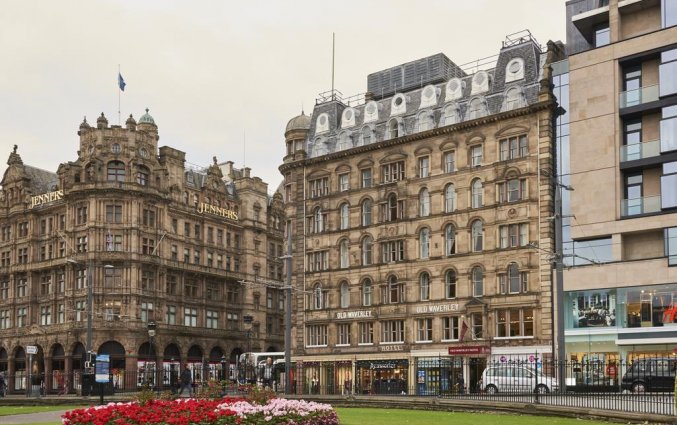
[0,0,566,192]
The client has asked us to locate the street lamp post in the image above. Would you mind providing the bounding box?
[220,355,227,382]
[243,315,253,384]
[147,321,158,394]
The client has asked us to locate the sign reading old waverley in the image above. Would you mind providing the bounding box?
[414,303,459,314]
[336,310,374,320]
[197,202,239,221]
[30,190,64,209]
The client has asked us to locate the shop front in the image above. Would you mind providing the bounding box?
[355,359,408,395]
[414,356,462,396]
[448,346,489,393]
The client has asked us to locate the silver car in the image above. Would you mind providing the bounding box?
[482,365,558,394]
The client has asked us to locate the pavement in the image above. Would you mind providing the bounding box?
[1,410,69,424]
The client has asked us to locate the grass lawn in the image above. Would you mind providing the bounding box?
[336,407,612,425]
[0,405,89,416]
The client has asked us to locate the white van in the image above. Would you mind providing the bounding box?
[481,365,558,394]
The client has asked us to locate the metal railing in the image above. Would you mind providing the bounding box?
[1,358,674,416]
[621,195,661,216]
[620,140,660,162]
[620,84,659,108]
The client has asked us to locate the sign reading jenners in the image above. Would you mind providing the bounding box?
[197,202,239,221]
[30,190,64,209]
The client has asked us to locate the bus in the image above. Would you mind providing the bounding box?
[236,352,284,384]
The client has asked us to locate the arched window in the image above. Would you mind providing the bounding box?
[471,220,483,252]
[313,283,323,310]
[362,279,372,306]
[445,184,456,213]
[340,281,350,308]
[361,126,373,145]
[313,207,324,233]
[337,131,352,150]
[443,104,460,126]
[445,224,456,255]
[107,161,125,182]
[468,97,487,120]
[445,270,457,299]
[387,118,402,139]
[503,87,525,111]
[339,240,349,268]
[361,236,373,266]
[136,165,149,186]
[419,228,430,259]
[361,199,372,226]
[420,272,430,301]
[418,111,434,132]
[339,203,349,230]
[419,188,430,217]
[385,275,404,304]
[471,179,483,208]
[388,194,398,222]
[508,263,520,294]
[472,267,484,297]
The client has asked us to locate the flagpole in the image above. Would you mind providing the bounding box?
[118,65,121,125]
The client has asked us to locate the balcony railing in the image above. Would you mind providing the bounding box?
[620,139,660,162]
[619,84,659,108]
[621,195,661,216]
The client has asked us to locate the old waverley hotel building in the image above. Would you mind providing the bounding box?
[0,110,286,394]
[281,32,566,395]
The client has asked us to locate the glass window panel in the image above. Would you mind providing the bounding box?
[663,0,677,28]
[660,61,677,97]
[661,174,677,208]
[662,117,677,153]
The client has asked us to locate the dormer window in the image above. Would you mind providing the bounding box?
[417,111,434,132]
[337,131,352,151]
[386,118,404,140]
[360,126,373,146]
[502,87,526,111]
[364,101,379,123]
[471,71,490,95]
[442,103,460,126]
[341,108,358,128]
[390,93,407,116]
[467,97,488,120]
[419,85,439,109]
[316,113,330,134]
[505,58,525,83]
[445,78,464,102]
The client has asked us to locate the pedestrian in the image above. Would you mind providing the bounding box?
[343,372,352,396]
[0,372,6,398]
[311,374,319,394]
[261,357,273,389]
[457,374,465,394]
[178,365,192,397]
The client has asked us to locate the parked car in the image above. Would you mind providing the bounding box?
[481,365,558,394]
[621,358,676,393]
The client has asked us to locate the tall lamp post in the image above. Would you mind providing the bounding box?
[243,315,253,384]
[147,321,158,394]
[220,355,227,382]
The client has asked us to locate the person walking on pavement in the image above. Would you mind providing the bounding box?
[178,364,192,397]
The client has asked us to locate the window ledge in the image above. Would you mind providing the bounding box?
[493,336,534,340]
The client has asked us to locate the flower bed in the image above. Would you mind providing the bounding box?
[62,397,339,425]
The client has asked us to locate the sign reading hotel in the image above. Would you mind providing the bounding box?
[336,310,373,320]
[30,190,64,209]
[197,202,239,221]
[415,303,459,314]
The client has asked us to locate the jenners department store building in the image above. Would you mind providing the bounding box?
[281,32,565,395]
[0,111,286,393]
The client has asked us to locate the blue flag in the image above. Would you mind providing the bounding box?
[118,73,126,91]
